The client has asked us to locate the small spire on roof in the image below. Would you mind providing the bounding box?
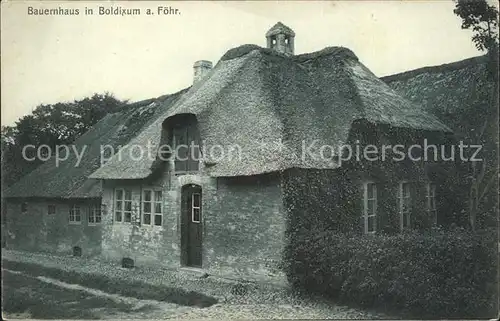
[266,22,295,56]
[266,22,296,37]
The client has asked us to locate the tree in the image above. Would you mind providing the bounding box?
[1,92,127,187]
[11,92,127,148]
[453,0,499,52]
[453,1,499,231]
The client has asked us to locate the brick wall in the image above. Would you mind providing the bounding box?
[101,178,179,266]
[204,173,285,277]
[100,170,286,278]
[100,172,218,268]
[4,198,102,256]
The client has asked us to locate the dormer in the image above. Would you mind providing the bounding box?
[265,22,295,56]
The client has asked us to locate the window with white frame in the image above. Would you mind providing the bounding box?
[398,182,412,230]
[142,189,163,226]
[142,189,152,225]
[426,183,437,224]
[362,182,377,234]
[47,204,56,215]
[69,205,81,224]
[192,193,201,223]
[154,190,163,225]
[115,189,132,223]
[88,204,102,225]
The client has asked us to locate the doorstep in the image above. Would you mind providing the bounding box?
[179,266,208,277]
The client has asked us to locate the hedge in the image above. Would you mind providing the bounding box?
[284,227,497,318]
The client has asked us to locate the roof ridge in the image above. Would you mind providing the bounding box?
[294,46,358,63]
[382,55,487,83]
[118,87,190,112]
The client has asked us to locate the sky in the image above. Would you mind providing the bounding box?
[0,0,489,126]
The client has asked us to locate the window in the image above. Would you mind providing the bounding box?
[398,182,412,230]
[362,182,377,234]
[69,205,81,224]
[21,202,28,214]
[426,183,437,225]
[88,204,102,225]
[47,204,56,215]
[142,189,163,226]
[115,189,132,223]
[154,191,163,226]
[142,189,152,225]
[192,193,201,223]
[173,122,200,174]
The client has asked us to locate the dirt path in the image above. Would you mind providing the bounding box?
[3,250,387,319]
[2,269,192,319]
[4,268,382,319]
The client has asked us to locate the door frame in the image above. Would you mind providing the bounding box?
[180,184,203,267]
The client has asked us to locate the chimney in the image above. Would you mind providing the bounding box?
[266,22,295,56]
[193,60,213,84]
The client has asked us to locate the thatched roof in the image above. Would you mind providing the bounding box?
[90,45,450,179]
[4,89,187,198]
[381,55,495,139]
[382,55,492,114]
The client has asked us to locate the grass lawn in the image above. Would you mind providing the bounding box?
[2,259,218,308]
[2,270,137,319]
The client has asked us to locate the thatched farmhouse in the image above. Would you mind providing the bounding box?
[3,22,495,277]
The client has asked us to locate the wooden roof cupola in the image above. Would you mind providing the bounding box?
[266,22,295,56]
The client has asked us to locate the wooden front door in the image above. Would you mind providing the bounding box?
[181,184,202,267]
